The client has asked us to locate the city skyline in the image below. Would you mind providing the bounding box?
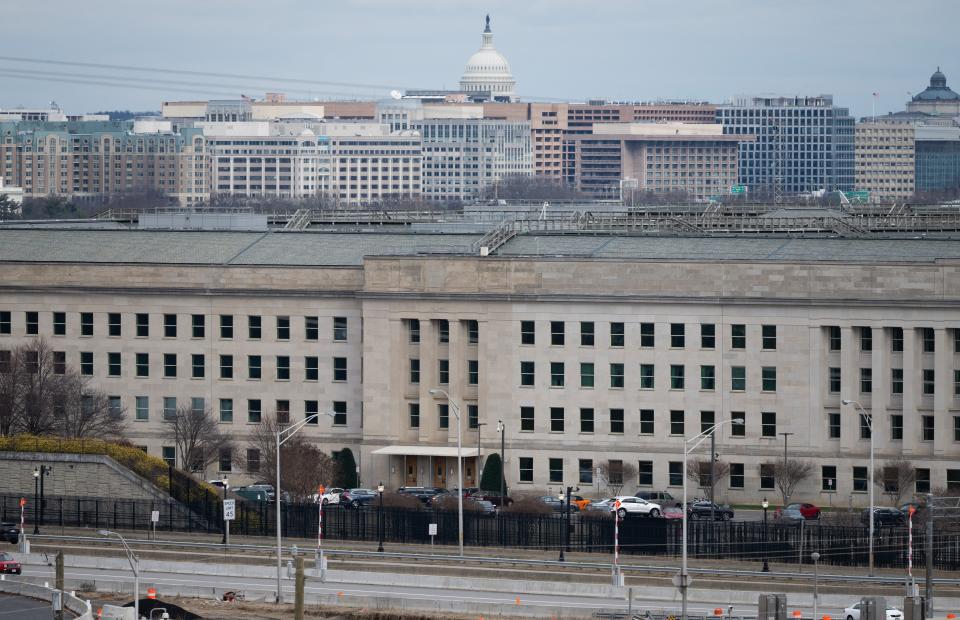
[0,0,956,117]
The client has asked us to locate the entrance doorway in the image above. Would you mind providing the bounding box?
[405,456,418,486]
[433,459,447,487]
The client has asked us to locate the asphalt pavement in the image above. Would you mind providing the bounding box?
[0,592,63,619]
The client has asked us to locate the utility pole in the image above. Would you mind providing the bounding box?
[294,556,305,620]
[710,430,716,522]
[54,551,64,620]
[497,420,505,503]
[925,493,934,618]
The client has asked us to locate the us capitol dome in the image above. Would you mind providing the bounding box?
[459,15,517,102]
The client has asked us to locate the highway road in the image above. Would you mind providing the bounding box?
[0,592,66,619]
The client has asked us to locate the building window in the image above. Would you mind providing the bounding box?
[640,322,654,347]
[333,401,347,426]
[407,318,420,343]
[921,327,935,353]
[468,360,479,385]
[300,316,318,342]
[668,462,683,486]
[828,326,841,351]
[163,314,176,338]
[520,321,535,345]
[409,359,420,384]
[218,448,232,473]
[520,406,534,431]
[580,321,594,346]
[892,368,903,394]
[105,313,120,337]
[162,447,176,467]
[701,323,715,349]
[248,355,261,380]
[466,320,479,345]
[276,356,290,381]
[731,324,746,349]
[81,312,94,337]
[550,321,565,346]
[248,399,261,424]
[333,316,348,342]
[334,357,348,382]
[520,361,535,386]
[276,400,290,424]
[610,408,624,434]
[955,370,960,396]
[916,468,930,494]
[638,460,653,486]
[700,365,715,391]
[948,470,960,491]
[853,466,868,492]
[891,327,903,352]
[550,362,565,387]
[550,407,564,432]
[821,465,837,492]
[610,322,624,347]
[761,367,777,392]
[277,316,290,340]
[729,463,744,489]
[761,411,776,437]
[220,315,233,339]
[467,404,478,429]
[922,415,934,441]
[191,314,204,339]
[247,449,260,473]
[437,319,449,344]
[889,414,903,440]
[670,410,684,436]
[549,458,563,483]
[162,397,177,420]
[519,457,534,482]
[219,399,233,423]
[50,312,64,336]
[829,367,841,393]
[0,311,10,335]
[163,353,177,378]
[107,352,121,377]
[135,396,149,421]
[670,364,684,390]
[700,410,715,434]
[828,413,841,439]
[580,363,594,388]
[409,403,420,428]
[191,354,204,379]
[923,369,935,395]
[762,325,776,350]
[729,412,744,437]
[136,313,149,337]
[640,364,654,389]
[859,413,872,440]
[860,327,872,352]
[640,409,654,435]
[760,464,775,490]
[190,398,205,415]
[579,408,594,433]
[437,404,450,430]
[610,363,624,388]
[52,351,65,375]
[248,315,261,340]
[731,366,746,391]
[860,368,872,393]
[80,351,93,376]
[671,323,685,348]
[303,356,318,381]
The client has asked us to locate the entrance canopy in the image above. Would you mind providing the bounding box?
[372,445,480,458]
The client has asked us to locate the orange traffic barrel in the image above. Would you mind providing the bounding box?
[147,587,157,600]
[715,609,724,616]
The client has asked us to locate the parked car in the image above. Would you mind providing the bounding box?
[317,487,345,505]
[0,523,20,545]
[233,487,269,503]
[570,495,592,511]
[900,502,926,517]
[468,491,513,507]
[426,489,454,507]
[777,505,806,525]
[789,503,821,520]
[843,601,903,620]
[0,552,21,574]
[610,496,662,519]
[341,488,378,508]
[636,491,680,507]
[472,499,496,516]
[862,507,905,526]
[687,501,734,521]
[461,487,481,498]
[247,483,276,502]
[662,506,685,520]
[398,487,448,504]
[586,499,614,512]
[537,496,566,512]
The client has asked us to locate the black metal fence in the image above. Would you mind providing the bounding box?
[4,493,959,571]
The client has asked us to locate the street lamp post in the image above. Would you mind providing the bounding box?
[811,551,821,619]
[680,418,743,620]
[220,475,229,545]
[497,419,505,504]
[32,468,39,535]
[761,497,770,572]
[275,411,336,604]
[377,482,385,553]
[429,388,464,558]
[98,529,138,620]
[843,399,874,576]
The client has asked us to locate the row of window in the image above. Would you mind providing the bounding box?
[405,319,479,345]
[0,311,349,342]
[514,321,772,350]
[518,361,778,392]
[133,395,349,426]
[828,367,960,397]
[827,326,960,354]
[825,412,960,442]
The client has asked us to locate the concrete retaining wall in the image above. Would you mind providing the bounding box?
[0,573,95,618]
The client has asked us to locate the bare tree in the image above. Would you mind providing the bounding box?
[162,404,232,475]
[874,459,917,506]
[596,460,638,497]
[16,339,66,436]
[247,413,335,496]
[56,373,126,440]
[769,459,816,505]
[0,346,24,436]
[686,459,731,492]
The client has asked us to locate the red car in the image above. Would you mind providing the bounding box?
[775,503,822,521]
[0,552,21,574]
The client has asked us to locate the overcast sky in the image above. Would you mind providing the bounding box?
[1,0,956,118]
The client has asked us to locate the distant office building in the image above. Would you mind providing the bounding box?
[717,95,855,194]
[915,125,960,194]
[326,128,422,206]
[459,16,517,103]
[0,105,108,123]
[907,68,960,118]
[564,122,746,200]
[855,120,916,200]
[566,101,717,136]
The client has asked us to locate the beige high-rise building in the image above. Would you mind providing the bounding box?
[855,121,916,200]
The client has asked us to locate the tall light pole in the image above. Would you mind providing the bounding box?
[497,419,505,503]
[779,432,794,504]
[761,497,770,572]
[32,468,39,535]
[811,551,821,619]
[275,411,336,604]
[843,399,874,576]
[98,529,138,620]
[429,388,464,558]
[377,482,385,553]
[680,418,743,620]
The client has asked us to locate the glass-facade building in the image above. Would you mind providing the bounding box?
[916,140,960,192]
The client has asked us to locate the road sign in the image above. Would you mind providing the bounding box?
[223,499,236,521]
[731,184,747,195]
[671,573,693,588]
[843,190,870,203]
[428,523,437,536]
[150,510,160,523]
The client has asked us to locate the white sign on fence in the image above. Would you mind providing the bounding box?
[223,499,236,521]
[428,523,437,536]
[150,510,160,523]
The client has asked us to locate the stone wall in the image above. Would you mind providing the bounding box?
[0,452,170,501]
